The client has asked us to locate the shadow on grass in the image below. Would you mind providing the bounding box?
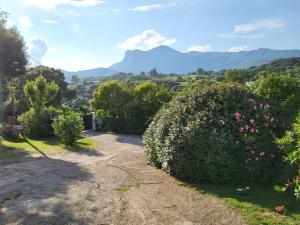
[184,182,300,215]
[23,136,48,158]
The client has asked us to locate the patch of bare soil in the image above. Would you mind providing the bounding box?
[0,132,245,225]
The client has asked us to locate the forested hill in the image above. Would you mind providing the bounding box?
[245,57,300,75]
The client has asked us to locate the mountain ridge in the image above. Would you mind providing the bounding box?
[63,46,300,79]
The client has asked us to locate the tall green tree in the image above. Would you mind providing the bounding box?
[0,10,27,121]
[91,80,131,119]
[19,76,59,137]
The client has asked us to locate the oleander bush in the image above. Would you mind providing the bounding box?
[144,83,282,183]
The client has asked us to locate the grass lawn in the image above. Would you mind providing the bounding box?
[182,182,300,225]
[0,134,99,158]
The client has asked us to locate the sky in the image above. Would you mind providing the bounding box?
[1,0,300,71]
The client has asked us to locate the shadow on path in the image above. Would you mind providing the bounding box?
[0,157,93,225]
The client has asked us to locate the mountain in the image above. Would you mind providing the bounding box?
[110,46,300,73]
[63,67,118,81]
[63,46,300,79]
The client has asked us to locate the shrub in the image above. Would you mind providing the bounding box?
[52,111,84,145]
[144,83,281,183]
[18,107,53,137]
[275,112,300,200]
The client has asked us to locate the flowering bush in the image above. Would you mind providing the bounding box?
[144,83,282,183]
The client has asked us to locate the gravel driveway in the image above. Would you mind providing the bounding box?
[0,132,245,225]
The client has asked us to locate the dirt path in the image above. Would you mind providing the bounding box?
[0,132,245,225]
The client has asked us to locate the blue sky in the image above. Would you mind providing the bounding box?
[1,0,300,71]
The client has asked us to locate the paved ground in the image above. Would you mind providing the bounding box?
[0,132,245,225]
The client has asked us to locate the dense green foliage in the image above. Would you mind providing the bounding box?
[52,111,84,145]
[254,74,300,129]
[18,76,59,137]
[0,11,27,122]
[144,83,281,183]
[91,80,172,134]
[275,113,300,200]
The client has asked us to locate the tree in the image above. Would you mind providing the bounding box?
[0,10,27,121]
[0,11,27,79]
[71,75,81,85]
[149,68,158,77]
[25,66,70,105]
[24,76,59,110]
[91,80,131,119]
[19,76,59,137]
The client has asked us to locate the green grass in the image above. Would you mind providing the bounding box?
[182,182,300,225]
[0,134,99,158]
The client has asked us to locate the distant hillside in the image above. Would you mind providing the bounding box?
[110,46,300,73]
[245,57,300,75]
[63,67,118,81]
[63,46,300,79]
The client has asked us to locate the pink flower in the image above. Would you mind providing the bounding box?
[250,119,255,124]
[219,120,225,125]
[276,204,285,214]
[259,151,266,156]
[245,124,249,130]
[234,112,242,121]
[270,117,274,122]
[251,128,255,133]
[253,105,257,109]
[264,104,270,110]
[260,103,263,109]
[239,127,244,133]
[251,150,255,154]
[255,129,259,133]
[256,157,259,161]
[236,141,240,144]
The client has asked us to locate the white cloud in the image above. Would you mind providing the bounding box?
[18,16,33,28]
[130,3,174,12]
[233,19,284,34]
[228,45,249,52]
[22,0,106,10]
[221,18,284,38]
[119,30,176,50]
[186,45,211,52]
[28,38,48,66]
[42,20,59,24]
